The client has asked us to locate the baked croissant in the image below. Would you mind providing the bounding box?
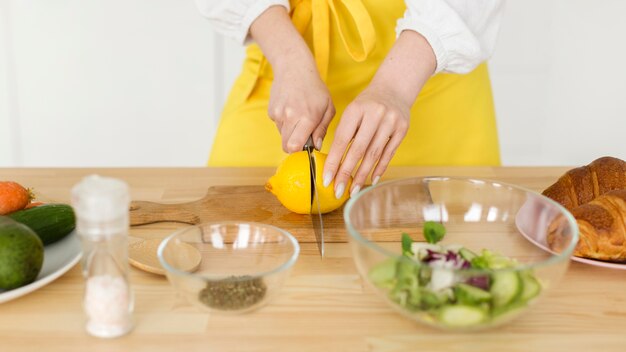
[549,190,626,261]
[542,156,626,212]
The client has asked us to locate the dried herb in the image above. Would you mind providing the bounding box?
[198,275,267,311]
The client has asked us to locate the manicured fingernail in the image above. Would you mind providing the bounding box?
[335,183,345,199]
[315,138,322,151]
[350,185,361,198]
[323,172,332,187]
[372,176,380,185]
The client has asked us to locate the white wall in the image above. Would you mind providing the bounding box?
[1,0,224,166]
[490,0,626,165]
[0,0,16,165]
[0,0,624,167]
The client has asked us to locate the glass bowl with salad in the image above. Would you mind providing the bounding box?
[344,177,578,330]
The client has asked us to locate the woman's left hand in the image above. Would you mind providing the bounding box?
[322,85,411,199]
[322,30,437,199]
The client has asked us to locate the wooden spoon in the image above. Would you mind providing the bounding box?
[128,237,201,276]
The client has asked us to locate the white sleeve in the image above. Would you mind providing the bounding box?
[396,0,505,74]
[194,0,290,45]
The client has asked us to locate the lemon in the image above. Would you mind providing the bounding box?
[265,151,351,214]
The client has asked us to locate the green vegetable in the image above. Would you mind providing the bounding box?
[368,258,397,289]
[423,221,446,244]
[459,248,477,262]
[438,305,488,328]
[368,226,543,329]
[519,271,541,302]
[8,204,75,246]
[471,249,517,270]
[454,283,492,305]
[490,271,522,308]
[0,216,44,290]
[395,259,419,293]
[401,232,413,256]
[389,259,420,309]
[420,289,451,309]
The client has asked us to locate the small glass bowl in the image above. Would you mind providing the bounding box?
[157,221,299,313]
[344,176,578,331]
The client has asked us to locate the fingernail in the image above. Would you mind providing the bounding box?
[323,172,332,188]
[335,183,345,199]
[315,138,322,151]
[350,185,361,198]
[372,176,380,185]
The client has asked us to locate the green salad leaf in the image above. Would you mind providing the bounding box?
[423,221,446,244]
[401,232,413,257]
[367,229,543,329]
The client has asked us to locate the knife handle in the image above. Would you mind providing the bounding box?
[303,135,315,151]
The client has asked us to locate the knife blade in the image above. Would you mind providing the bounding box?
[304,136,324,257]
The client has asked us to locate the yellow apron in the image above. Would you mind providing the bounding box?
[208,0,500,167]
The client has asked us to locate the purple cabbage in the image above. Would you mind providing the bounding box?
[466,275,490,290]
[422,249,471,270]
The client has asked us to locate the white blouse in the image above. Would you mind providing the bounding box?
[194,0,504,74]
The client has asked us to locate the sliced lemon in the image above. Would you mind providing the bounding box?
[265,151,351,214]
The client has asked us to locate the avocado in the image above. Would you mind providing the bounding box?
[0,216,44,290]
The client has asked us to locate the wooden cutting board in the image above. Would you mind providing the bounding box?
[129,185,348,243]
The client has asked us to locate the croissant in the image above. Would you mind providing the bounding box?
[550,190,626,261]
[542,156,626,212]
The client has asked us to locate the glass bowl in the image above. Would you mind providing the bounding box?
[344,177,578,331]
[157,221,299,313]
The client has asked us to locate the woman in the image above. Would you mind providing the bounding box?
[196,0,504,199]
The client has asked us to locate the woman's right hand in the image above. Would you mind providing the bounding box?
[251,5,335,152]
[269,57,335,152]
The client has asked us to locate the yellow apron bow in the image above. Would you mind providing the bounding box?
[242,0,376,100]
[291,0,376,80]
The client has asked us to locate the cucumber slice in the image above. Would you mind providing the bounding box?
[455,283,492,305]
[458,248,477,262]
[438,305,488,327]
[420,289,450,309]
[368,258,397,289]
[519,271,541,302]
[490,271,522,308]
[492,301,528,321]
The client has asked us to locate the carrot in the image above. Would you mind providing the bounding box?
[0,181,34,215]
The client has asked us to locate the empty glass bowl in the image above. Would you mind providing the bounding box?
[344,177,578,330]
[157,221,299,313]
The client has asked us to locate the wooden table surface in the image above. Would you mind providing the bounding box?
[1,166,625,352]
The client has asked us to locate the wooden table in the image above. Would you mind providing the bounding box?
[1,167,624,352]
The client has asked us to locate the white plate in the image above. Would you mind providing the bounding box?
[515,198,626,270]
[0,231,82,303]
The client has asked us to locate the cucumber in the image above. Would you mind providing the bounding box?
[455,283,492,305]
[8,204,75,246]
[459,248,477,261]
[519,271,541,302]
[492,301,528,320]
[490,271,522,308]
[438,305,488,327]
[368,258,397,289]
[420,289,450,309]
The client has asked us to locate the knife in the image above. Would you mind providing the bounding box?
[304,136,325,257]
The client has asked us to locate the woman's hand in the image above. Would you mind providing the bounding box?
[250,6,334,152]
[323,85,410,199]
[269,58,334,153]
[323,30,437,198]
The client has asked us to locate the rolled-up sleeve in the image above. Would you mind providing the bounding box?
[396,0,505,74]
[195,0,290,44]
